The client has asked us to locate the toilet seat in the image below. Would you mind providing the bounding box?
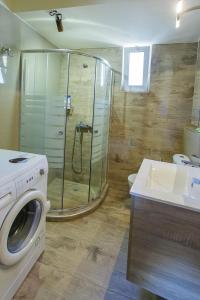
[173,154,190,165]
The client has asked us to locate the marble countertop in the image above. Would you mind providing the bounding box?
[130,159,200,213]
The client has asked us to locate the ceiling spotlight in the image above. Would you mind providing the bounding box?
[49,9,64,32]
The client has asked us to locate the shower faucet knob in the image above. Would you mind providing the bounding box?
[40,169,45,176]
[58,130,64,136]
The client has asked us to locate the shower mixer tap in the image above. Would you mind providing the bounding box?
[76,122,92,133]
[72,122,93,174]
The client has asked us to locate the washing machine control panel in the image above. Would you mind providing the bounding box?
[15,166,45,197]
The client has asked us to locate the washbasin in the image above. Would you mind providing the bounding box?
[146,162,187,194]
[130,159,200,212]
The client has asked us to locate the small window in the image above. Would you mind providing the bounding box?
[122,46,152,93]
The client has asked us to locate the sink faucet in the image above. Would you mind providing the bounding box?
[191,177,200,188]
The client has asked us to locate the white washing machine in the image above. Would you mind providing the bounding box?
[0,149,50,300]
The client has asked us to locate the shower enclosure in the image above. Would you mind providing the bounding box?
[20,49,113,220]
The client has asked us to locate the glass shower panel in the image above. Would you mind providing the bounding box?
[101,66,112,188]
[63,54,96,209]
[102,66,112,189]
[20,52,68,210]
[89,61,112,201]
[45,52,68,210]
[20,53,47,155]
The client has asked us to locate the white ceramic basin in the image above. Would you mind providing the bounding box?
[147,164,176,192]
[130,159,200,212]
[146,162,188,194]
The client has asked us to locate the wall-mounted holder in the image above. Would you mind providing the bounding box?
[49,9,64,32]
[0,47,15,57]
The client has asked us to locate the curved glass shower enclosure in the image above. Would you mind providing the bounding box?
[20,50,112,220]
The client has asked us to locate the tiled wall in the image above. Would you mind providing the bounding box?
[84,44,197,194]
[0,2,54,150]
[192,46,200,125]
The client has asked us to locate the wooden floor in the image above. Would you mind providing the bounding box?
[14,189,163,300]
[48,178,97,210]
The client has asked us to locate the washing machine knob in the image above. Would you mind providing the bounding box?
[40,169,45,176]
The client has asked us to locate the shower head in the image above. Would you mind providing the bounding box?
[49,9,64,32]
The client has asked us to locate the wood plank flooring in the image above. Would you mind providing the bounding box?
[14,190,164,300]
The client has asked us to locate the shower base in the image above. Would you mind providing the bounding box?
[48,178,92,209]
[47,178,108,221]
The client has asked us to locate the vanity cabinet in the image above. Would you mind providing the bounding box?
[127,196,200,300]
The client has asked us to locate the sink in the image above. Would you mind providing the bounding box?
[146,162,187,194]
[130,159,200,212]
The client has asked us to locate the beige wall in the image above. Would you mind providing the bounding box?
[0,0,11,8]
[192,46,200,125]
[84,44,197,194]
[9,0,117,12]
[0,2,55,150]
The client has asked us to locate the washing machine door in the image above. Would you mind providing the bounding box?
[0,190,48,266]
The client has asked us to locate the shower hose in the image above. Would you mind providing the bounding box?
[72,127,83,174]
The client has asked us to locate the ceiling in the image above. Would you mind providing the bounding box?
[16,0,200,49]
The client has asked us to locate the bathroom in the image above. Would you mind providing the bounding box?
[0,0,200,299]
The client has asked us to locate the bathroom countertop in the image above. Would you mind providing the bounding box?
[130,159,200,213]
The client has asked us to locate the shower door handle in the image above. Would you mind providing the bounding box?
[57,130,64,136]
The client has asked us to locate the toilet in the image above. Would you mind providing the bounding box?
[128,173,137,190]
[173,127,200,166]
[173,154,191,165]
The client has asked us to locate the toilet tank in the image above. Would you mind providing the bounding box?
[184,127,200,161]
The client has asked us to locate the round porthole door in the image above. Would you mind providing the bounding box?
[0,190,46,266]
